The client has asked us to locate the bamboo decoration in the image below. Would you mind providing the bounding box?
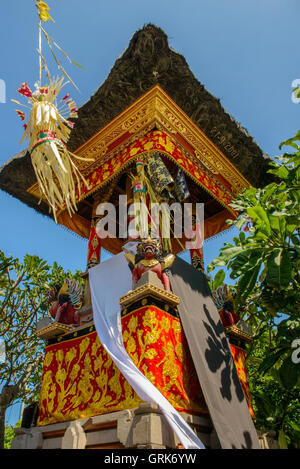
[13,1,91,221]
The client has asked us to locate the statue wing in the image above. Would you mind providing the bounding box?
[124,252,136,271]
[58,279,83,309]
[161,253,175,271]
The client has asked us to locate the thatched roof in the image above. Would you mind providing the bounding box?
[0,24,271,218]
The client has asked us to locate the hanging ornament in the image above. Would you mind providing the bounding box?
[175,168,190,202]
[12,1,91,221]
[146,152,174,200]
[14,77,91,221]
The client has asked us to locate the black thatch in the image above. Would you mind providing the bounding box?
[0,24,271,218]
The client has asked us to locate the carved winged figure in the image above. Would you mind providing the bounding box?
[212,284,240,327]
[124,237,175,291]
[47,279,82,326]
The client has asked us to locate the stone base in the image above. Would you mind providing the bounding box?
[11,403,213,449]
[257,431,280,449]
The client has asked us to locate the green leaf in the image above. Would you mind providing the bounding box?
[229,247,264,280]
[253,393,273,417]
[289,421,300,448]
[269,166,289,180]
[236,264,260,306]
[72,61,87,71]
[279,137,299,151]
[239,231,246,243]
[258,347,290,375]
[261,183,278,204]
[278,358,299,389]
[278,429,288,449]
[247,206,271,236]
[266,249,292,290]
[285,222,297,237]
[212,269,226,290]
[207,246,245,272]
[268,214,286,239]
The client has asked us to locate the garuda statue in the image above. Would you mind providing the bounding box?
[124,237,175,291]
[47,279,83,327]
[212,284,240,327]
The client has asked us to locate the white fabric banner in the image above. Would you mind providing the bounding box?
[89,252,205,449]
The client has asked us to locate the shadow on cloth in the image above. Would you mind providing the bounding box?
[169,255,260,449]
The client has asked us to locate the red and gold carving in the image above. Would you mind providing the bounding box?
[189,248,204,273]
[37,306,207,426]
[122,306,206,414]
[87,219,101,269]
[56,130,234,218]
[189,215,204,272]
[230,344,255,418]
[37,328,141,426]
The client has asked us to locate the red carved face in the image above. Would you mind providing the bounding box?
[138,239,161,259]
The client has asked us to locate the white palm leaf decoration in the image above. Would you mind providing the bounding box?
[14,78,93,222]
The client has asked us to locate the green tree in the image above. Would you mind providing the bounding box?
[0,251,83,449]
[208,133,300,448]
[246,328,300,449]
[4,420,21,449]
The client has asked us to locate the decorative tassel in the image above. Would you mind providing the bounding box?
[146,152,174,200]
[175,168,190,202]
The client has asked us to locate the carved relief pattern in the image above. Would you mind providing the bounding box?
[76,104,155,170]
[28,88,249,207]
[230,344,255,418]
[122,306,207,414]
[37,305,207,426]
[37,328,142,426]
[57,130,234,217]
[156,100,245,193]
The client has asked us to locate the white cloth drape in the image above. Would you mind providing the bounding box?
[89,253,205,449]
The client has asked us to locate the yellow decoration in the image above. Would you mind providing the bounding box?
[36,1,54,23]
[14,1,88,222]
[17,77,92,221]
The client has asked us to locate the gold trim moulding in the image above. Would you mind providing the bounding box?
[120,283,181,308]
[27,85,250,201]
[225,325,253,343]
[37,323,75,340]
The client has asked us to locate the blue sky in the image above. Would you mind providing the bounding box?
[1,0,299,424]
[0,0,299,273]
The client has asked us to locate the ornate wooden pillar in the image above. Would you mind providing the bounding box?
[80,194,102,320]
[189,214,204,272]
[189,248,204,272]
[87,194,102,269]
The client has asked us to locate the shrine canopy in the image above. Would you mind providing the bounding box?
[0,25,271,254]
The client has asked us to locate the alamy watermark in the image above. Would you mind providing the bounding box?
[291,339,300,364]
[0,79,6,103]
[95,196,204,250]
[0,338,5,364]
